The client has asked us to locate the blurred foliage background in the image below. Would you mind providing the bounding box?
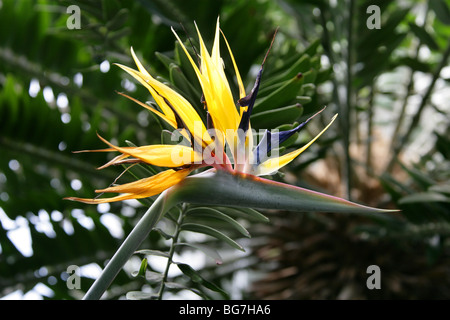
[0,0,449,299]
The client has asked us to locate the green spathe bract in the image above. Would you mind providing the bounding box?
[82,169,396,300]
[173,169,397,216]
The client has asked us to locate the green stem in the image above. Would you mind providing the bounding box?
[389,69,414,154]
[156,204,186,300]
[343,0,355,200]
[82,191,177,300]
[366,85,374,174]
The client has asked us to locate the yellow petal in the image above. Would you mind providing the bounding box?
[194,22,239,131]
[96,168,189,194]
[211,17,222,68]
[128,47,202,139]
[117,53,211,147]
[255,114,338,176]
[96,134,202,167]
[65,168,191,204]
[220,29,246,100]
[116,91,177,129]
[115,63,176,123]
[171,23,239,156]
[130,47,153,80]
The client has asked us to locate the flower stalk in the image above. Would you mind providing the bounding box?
[82,191,175,300]
[156,203,186,300]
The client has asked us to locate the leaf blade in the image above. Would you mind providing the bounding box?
[173,170,399,220]
[186,206,251,238]
[180,223,245,252]
[176,263,230,299]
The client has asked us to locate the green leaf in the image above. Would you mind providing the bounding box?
[304,38,322,57]
[400,162,436,190]
[218,207,270,223]
[174,40,198,86]
[429,0,450,25]
[152,227,174,240]
[126,291,158,300]
[135,249,170,258]
[161,129,175,145]
[172,170,399,219]
[302,68,318,84]
[155,51,177,71]
[296,96,312,105]
[429,184,450,196]
[180,223,245,251]
[391,56,433,73]
[262,54,311,88]
[254,74,305,112]
[301,83,316,96]
[408,22,439,50]
[177,263,202,282]
[131,258,148,278]
[250,104,303,130]
[161,129,190,146]
[185,206,251,238]
[399,192,450,204]
[107,26,132,42]
[163,281,206,298]
[102,0,121,21]
[106,8,129,31]
[176,263,230,299]
[169,63,201,103]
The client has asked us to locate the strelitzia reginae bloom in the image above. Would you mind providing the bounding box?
[67,20,339,205]
[68,19,396,300]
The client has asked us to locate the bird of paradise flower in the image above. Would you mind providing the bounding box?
[66,18,397,300]
[66,21,336,204]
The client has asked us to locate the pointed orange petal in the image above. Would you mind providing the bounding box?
[65,168,191,204]
[96,134,201,167]
[97,154,130,170]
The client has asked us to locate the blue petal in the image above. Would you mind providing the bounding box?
[237,67,262,133]
[252,107,326,165]
[238,29,278,134]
